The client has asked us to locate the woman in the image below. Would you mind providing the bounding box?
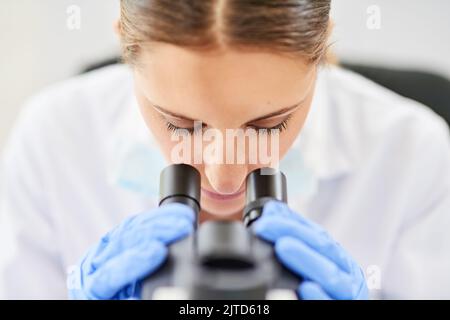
[1,0,449,299]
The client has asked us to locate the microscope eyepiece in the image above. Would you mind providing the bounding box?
[243,167,287,227]
[159,163,201,216]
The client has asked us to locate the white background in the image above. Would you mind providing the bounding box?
[0,0,449,151]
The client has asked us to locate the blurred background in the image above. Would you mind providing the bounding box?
[0,0,449,152]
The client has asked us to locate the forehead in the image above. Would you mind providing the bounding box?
[135,44,316,124]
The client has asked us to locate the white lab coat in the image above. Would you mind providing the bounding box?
[0,64,449,299]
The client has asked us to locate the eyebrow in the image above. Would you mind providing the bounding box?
[151,98,305,124]
[246,101,304,123]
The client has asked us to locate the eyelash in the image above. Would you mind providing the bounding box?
[165,122,202,135]
[165,114,292,136]
[250,114,292,135]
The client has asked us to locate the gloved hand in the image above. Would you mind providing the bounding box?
[67,203,195,300]
[253,201,368,300]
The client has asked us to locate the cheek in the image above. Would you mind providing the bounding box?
[278,104,311,161]
[138,103,174,160]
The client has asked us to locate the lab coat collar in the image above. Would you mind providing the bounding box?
[294,65,354,181]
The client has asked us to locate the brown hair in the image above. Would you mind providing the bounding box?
[119,0,332,65]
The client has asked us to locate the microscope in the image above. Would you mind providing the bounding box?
[141,163,301,300]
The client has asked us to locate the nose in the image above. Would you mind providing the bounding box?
[204,164,247,194]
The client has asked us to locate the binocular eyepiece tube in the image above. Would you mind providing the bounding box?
[159,164,287,225]
[243,167,287,226]
[159,163,201,221]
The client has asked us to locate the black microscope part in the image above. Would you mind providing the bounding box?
[243,167,287,227]
[159,163,201,216]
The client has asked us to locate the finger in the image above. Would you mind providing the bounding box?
[275,236,355,300]
[298,281,331,300]
[115,282,142,300]
[352,263,369,300]
[85,240,167,299]
[106,203,195,242]
[127,214,195,245]
[262,201,323,232]
[90,203,194,266]
[134,203,196,226]
[253,214,352,273]
[91,215,193,268]
[79,240,109,275]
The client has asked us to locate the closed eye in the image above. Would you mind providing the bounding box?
[246,114,292,135]
[165,114,292,136]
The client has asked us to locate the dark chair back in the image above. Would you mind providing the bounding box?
[343,63,450,128]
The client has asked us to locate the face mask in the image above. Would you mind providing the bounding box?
[109,138,317,202]
[106,102,167,199]
[108,138,167,197]
[279,137,319,202]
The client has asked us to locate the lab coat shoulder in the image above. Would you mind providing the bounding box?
[332,66,450,226]
[1,64,135,230]
[326,66,449,161]
[326,67,450,298]
[0,65,134,299]
[328,67,450,204]
[16,64,133,137]
[2,64,135,202]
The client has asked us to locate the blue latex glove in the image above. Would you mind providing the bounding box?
[67,203,195,300]
[253,201,368,300]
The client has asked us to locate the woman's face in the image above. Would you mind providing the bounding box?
[133,43,317,218]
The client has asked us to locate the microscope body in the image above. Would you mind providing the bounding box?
[141,164,301,300]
